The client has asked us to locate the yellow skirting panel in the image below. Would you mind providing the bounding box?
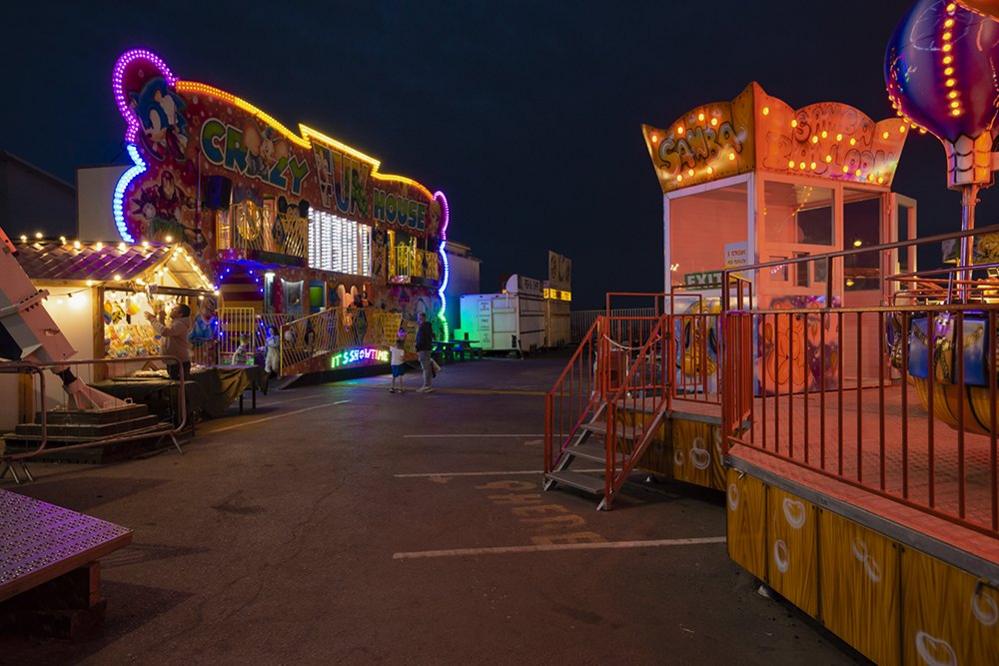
[671,419,725,491]
[901,547,999,666]
[726,468,767,580]
[727,469,999,664]
[767,487,818,618]
[819,511,900,666]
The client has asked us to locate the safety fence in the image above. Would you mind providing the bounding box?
[721,224,999,537]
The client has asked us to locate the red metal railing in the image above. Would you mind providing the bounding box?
[602,314,673,507]
[545,318,601,474]
[721,225,999,537]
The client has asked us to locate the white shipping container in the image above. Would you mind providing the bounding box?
[458,275,546,352]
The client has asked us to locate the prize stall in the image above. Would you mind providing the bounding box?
[12,238,262,420]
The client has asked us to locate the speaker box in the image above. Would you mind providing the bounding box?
[202,175,233,210]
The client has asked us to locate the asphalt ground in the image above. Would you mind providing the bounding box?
[0,356,861,665]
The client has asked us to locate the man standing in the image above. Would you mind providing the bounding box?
[415,311,434,393]
[146,303,193,381]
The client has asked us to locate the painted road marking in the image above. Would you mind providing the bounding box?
[392,536,727,560]
[200,402,343,434]
[333,383,544,397]
[393,468,603,478]
[333,400,351,405]
[403,433,547,439]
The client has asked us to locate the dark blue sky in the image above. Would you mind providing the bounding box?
[0,0,981,307]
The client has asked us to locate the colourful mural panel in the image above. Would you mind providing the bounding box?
[111,50,443,268]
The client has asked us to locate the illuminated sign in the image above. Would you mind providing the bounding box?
[543,288,572,301]
[683,271,723,289]
[642,83,909,194]
[373,188,428,231]
[111,49,444,258]
[330,346,390,369]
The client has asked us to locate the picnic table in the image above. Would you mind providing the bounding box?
[432,340,482,363]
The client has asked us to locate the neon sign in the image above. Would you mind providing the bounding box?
[434,191,450,342]
[110,49,446,251]
[330,347,390,369]
[200,117,310,194]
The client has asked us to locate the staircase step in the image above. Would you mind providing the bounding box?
[566,441,626,464]
[15,415,160,438]
[545,470,605,495]
[581,421,640,440]
[39,404,150,425]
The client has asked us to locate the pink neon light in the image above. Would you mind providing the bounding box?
[434,191,451,340]
[434,190,450,242]
[112,49,177,144]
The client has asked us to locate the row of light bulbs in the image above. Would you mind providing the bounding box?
[19,233,218,295]
[654,105,907,184]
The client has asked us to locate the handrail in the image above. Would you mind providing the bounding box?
[726,222,999,274]
[602,314,671,506]
[548,318,599,393]
[545,318,602,474]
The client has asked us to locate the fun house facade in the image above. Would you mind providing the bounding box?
[111,49,450,343]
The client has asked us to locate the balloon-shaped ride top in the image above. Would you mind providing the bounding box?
[885,1,999,434]
[886,0,999,285]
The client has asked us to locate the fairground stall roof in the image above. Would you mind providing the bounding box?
[13,237,214,291]
[642,82,911,194]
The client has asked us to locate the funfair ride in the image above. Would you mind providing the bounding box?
[886,0,999,435]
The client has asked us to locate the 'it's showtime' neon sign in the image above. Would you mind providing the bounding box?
[331,347,390,369]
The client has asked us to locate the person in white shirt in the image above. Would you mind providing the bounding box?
[389,338,407,393]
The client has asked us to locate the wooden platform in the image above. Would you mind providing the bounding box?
[0,489,132,603]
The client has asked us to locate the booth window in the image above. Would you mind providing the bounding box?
[764,182,834,246]
[843,191,881,291]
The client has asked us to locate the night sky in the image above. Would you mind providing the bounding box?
[0,0,987,308]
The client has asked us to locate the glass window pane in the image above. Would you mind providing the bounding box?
[843,190,882,292]
[763,182,834,245]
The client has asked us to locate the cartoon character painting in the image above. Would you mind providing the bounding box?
[130,169,209,250]
[131,170,190,237]
[130,77,188,162]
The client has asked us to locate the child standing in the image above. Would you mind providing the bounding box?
[389,338,406,393]
[264,326,280,377]
[231,334,251,365]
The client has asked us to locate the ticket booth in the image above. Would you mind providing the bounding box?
[643,82,918,388]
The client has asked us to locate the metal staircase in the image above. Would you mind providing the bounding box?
[544,313,672,509]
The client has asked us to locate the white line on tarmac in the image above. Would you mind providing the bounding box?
[393,468,603,478]
[403,433,547,439]
[393,536,727,560]
[201,402,341,434]
[333,400,351,405]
